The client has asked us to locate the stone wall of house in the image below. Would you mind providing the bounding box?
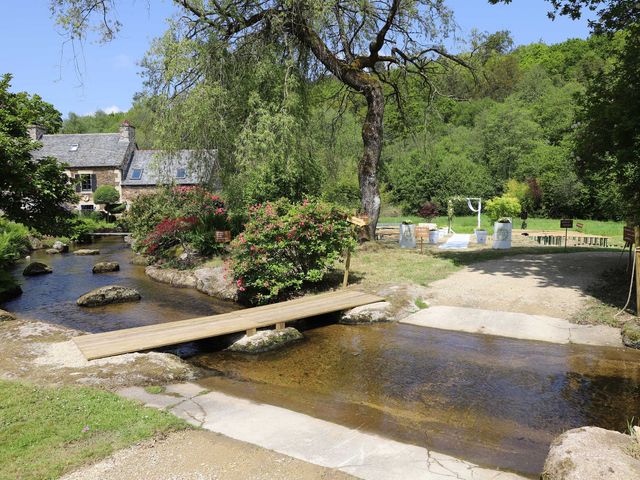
[67,167,122,211]
[121,186,158,204]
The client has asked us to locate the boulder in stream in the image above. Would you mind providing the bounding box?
[0,309,16,321]
[227,327,303,354]
[23,262,53,276]
[194,267,238,302]
[543,426,640,480]
[52,241,69,253]
[27,236,44,250]
[77,285,141,307]
[145,266,196,288]
[340,301,392,324]
[92,261,120,274]
[74,249,100,256]
[46,248,61,255]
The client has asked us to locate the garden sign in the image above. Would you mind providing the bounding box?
[560,219,573,250]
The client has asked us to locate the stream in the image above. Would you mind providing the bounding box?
[6,238,640,478]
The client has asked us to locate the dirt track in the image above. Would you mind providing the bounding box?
[425,252,621,318]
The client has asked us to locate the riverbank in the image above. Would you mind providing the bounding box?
[2,240,639,478]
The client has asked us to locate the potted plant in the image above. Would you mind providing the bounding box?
[475,228,488,245]
[399,219,416,249]
[418,201,440,244]
[485,195,521,249]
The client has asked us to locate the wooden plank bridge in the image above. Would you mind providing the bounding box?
[73,289,384,360]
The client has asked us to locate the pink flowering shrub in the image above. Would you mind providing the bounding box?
[228,198,356,304]
[128,186,229,259]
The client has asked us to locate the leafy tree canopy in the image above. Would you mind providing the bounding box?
[0,74,77,234]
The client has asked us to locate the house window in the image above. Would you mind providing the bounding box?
[69,143,79,151]
[80,174,93,192]
[176,168,186,179]
[80,204,94,211]
[131,168,143,180]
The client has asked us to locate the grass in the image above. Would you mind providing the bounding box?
[378,214,626,242]
[349,242,460,290]
[144,385,166,395]
[0,380,188,480]
[570,265,637,327]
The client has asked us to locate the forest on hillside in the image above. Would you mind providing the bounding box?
[61,29,634,222]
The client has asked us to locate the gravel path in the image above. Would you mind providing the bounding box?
[425,252,620,318]
[61,430,352,480]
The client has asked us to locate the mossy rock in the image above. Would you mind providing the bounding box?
[74,249,100,256]
[23,262,53,276]
[227,328,303,354]
[622,321,640,349]
[92,261,120,274]
[77,285,141,307]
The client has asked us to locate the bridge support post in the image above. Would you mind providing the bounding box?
[275,322,285,331]
[246,328,257,337]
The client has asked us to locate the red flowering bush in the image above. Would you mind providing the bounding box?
[228,199,356,304]
[418,201,439,221]
[128,186,230,260]
[140,216,197,256]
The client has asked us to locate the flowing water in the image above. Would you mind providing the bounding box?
[6,238,237,332]
[6,239,640,477]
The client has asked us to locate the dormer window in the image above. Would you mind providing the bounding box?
[69,143,79,151]
[131,168,143,180]
[176,168,186,179]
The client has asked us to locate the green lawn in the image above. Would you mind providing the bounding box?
[0,380,188,480]
[378,214,625,241]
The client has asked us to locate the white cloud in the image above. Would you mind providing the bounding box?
[83,105,122,116]
[102,105,122,114]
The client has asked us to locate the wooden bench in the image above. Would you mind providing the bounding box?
[375,224,401,241]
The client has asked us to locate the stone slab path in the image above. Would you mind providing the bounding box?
[401,306,623,347]
[118,383,526,480]
[439,234,471,250]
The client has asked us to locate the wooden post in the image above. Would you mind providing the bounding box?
[343,248,351,288]
[275,322,285,331]
[635,227,640,317]
[246,328,257,337]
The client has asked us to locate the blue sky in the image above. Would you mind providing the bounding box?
[0,0,594,118]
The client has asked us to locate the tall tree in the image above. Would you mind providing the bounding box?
[0,74,77,234]
[51,0,470,235]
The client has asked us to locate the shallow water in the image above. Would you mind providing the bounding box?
[6,238,236,332]
[6,239,640,477]
[193,321,640,477]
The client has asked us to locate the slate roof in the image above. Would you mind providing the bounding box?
[121,149,217,186]
[32,133,131,168]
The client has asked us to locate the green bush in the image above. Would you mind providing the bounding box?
[93,185,120,205]
[322,177,361,210]
[0,219,31,270]
[68,216,114,243]
[228,199,355,305]
[485,195,522,223]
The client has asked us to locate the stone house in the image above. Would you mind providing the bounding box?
[30,121,214,212]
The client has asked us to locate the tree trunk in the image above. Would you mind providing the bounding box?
[360,83,384,238]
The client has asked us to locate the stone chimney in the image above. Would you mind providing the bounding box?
[27,124,46,141]
[119,120,135,143]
